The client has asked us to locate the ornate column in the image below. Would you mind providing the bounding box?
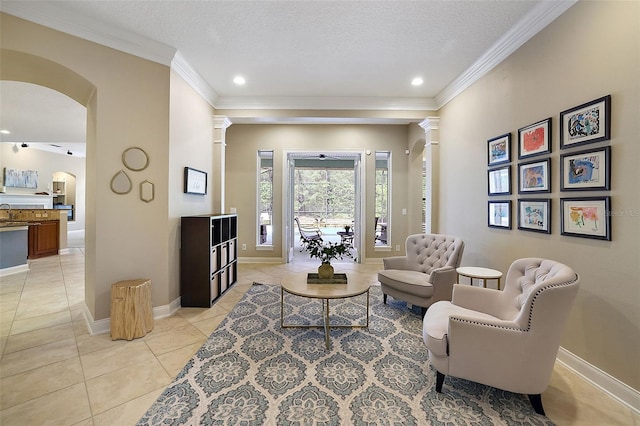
[212,115,232,213]
[419,117,440,234]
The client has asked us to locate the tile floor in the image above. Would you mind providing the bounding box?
[0,249,637,425]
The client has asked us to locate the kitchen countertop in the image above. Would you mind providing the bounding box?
[0,221,41,230]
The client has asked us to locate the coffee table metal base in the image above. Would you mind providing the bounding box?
[280,286,370,350]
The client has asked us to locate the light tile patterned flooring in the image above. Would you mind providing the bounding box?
[0,249,637,425]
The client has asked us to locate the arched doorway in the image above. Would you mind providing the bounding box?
[1,48,97,316]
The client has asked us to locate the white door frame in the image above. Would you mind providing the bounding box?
[282,150,364,263]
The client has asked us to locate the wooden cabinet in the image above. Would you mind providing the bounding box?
[28,220,60,259]
[180,214,238,307]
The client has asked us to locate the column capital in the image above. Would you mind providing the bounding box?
[420,116,440,146]
[213,115,232,130]
[418,116,440,132]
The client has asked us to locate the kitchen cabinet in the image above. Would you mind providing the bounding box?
[28,220,59,259]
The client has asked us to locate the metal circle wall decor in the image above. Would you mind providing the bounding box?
[140,180,155,203]
[122,147,150,171]
[110,170,133,194]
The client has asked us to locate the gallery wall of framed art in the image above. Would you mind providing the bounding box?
[486,94,612,240]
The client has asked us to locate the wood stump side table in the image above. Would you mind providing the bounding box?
[110,278,154,340]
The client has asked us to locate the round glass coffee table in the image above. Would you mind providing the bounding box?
[280,272,370,349]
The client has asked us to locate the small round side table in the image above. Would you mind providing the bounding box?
[456,266,503,290]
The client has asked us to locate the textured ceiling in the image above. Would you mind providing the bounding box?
[0,0,574,156]
[50,0,535,99]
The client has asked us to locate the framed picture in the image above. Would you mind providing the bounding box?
[518,198,551,234]
[560,146,611,191]
[518,158,551,194]
[487,133,511,166]
[488,200,511,229]
[3,168,38,188]
[561,196,611,240]
[184,167,207,195]
[488,165,511,196]
[560,95,611,149]
[518,117,551,159]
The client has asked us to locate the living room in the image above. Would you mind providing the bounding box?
[0,1,638,423]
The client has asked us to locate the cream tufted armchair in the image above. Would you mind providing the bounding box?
[422,258,580,416]
[378,234,464,316]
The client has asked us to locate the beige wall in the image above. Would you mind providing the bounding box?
[1,14,173,321]
[437,1,639,390]
[225,124,414,261]
[168,70,216,302]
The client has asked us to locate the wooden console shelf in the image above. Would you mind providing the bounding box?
[180,214,238,307]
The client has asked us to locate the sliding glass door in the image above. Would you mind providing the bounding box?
[284,151,363,263]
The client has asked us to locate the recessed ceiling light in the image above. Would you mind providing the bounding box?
[233,76,246,85]
[0,129,10,134]
[411,77,424,86]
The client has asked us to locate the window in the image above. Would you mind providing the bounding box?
[375,151,390,246]
[257,150,273,246]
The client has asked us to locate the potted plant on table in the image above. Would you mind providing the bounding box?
[307,238,353,279]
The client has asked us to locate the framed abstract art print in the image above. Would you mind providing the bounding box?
[518,118,551,159]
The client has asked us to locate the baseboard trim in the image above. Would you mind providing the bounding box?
[82,296,183,336]
[238,256,283,263]
[0,264,29,277]
[153,297,181,319]
[557,347,640,413]
[82,304,110,335]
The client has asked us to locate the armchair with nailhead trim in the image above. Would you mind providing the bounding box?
[422,258,580,416]
[378,234,464,316]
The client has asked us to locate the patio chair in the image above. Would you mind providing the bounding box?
[375,216,387,244]
[294,217,322,251]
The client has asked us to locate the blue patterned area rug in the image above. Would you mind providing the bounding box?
[138,283,552,425]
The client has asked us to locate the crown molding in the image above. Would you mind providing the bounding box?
[1,2,177,66]
[229,116,418,125]
[434,0,577,109]
[214,96,436,111]
[171,52,219,107]
[2,0,576,113]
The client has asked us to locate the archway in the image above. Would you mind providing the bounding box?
[1,48,97,316]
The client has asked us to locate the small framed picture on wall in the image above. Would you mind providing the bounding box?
[487,133,511,166]
[518,117,552,159]
[560,146,611,191]
[560,95,611,149]
[518,158,551,194]
[488,200,511,229]
[488,165,511,196]
[184,167,208,195]
[560,196,611,240]
[517,198,551,234]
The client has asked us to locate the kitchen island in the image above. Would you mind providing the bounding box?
[0,223,29,275]
[0,208,68,275]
